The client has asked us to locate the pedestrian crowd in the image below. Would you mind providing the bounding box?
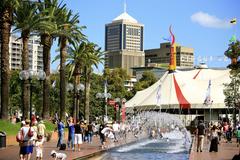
[16,116,46,160]
[195,119,240,154]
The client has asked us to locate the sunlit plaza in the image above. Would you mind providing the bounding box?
[0,0,240,160]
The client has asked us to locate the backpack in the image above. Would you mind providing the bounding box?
[28,127,34,137]
[16,129,23,142]
[59,143,66,150]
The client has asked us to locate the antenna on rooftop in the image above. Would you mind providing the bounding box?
[124,0,127,13]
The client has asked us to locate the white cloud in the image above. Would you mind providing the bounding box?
[191,11,231,29]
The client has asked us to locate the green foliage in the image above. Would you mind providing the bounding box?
[223,70,240,109]
[0,120,56,136]
[224,40,240,59]
[0,120,21,136]
[132,71,157,94]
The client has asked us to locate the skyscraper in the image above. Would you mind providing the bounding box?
[105,11,145,76]
[0,34,43,71]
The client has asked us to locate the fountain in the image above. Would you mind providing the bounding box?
[96,111,192,160]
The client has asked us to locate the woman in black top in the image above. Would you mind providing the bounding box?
[99,124,106,149]
[74,120,83,151]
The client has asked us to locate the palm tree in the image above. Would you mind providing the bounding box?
[83,43,103,123]
[14,1,46,119]
[0,0,19,119]
[224,40,240,69]
[37,0,66,119]
[56,8,85,120]
[65,41,87,120]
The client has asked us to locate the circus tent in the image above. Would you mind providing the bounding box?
[125,68,231,113]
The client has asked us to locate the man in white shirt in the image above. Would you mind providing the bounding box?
[112,121,120,142]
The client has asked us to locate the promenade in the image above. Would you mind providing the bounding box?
[0,132,135,160]
[1,133,240,160]
[189,136,240,160]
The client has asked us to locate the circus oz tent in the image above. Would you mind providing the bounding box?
[125,68,231,118]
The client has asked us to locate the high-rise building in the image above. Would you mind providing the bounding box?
[145,42,194,68]
[105,11,145,76]
[1,34,43,71]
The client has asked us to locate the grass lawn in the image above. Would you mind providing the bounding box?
[0,120,56,136]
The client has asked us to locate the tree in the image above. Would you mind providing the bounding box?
[14,1,45,119]
[224,40,240,69]
[56,8,84,120]
[224,39,240,126]
[37,0,67,119]
[132,71,157,94]
[0,0,19,119]
[83,42,104,123]
[65,41,87,120]
[103,68,131,120]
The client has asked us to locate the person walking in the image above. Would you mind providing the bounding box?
[235,127,240,147]
[67,117,75,150]
[87,122,93,143]
[35,135,44,160]
[99,124,106,149]
[196,120,206,152]
[74,120,83,151]
[209,125,219,152]
[37,120,46,137]
[57,119,65,148]
[19,119,35,160]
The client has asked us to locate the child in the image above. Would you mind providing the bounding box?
[236,127,240,147]
[50,150,67,160]
[35,135,44,160]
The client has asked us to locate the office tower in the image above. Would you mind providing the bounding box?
[105,11,145,76]
[145,42,194,68]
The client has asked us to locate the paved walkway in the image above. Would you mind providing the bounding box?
[1,133,240,160]
[189,136,240,160]
[0,132,137,160]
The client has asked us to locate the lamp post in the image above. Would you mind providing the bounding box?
[19,70,46,123]
[96,92,111,122]
[67,83,84,121]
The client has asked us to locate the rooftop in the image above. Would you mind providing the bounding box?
[113,12,138,23]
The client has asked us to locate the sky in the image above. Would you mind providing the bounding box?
[51,0,240,73]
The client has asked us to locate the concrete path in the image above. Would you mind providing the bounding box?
[0,132,137,160]
[189,136,240,160]
[1,133,240,160]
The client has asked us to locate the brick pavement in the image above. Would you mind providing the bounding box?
[189,136,240,160]
[1,133,240,160]
[0,132,137,160]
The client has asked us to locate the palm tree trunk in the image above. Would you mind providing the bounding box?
[59,37,67,120]
[84,67,90,123]
[73,76,77,121]
[21,30,30,119]
[0,8,12,120]
[41,34,52,119]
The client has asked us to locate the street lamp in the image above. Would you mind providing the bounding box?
[19,70,46,124]
[67,83,84,121]
[115,98,126,122]
[96,92,111,122]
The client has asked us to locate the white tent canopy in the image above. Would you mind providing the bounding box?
[125,69,231,113]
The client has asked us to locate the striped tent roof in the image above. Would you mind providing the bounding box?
[125,68,231,113]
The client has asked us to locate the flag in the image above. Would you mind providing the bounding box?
[204,80,212,105]
[52,80,56,88]
[230,18,237,24]
[163,36,171,42]
[156,84,161,106]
